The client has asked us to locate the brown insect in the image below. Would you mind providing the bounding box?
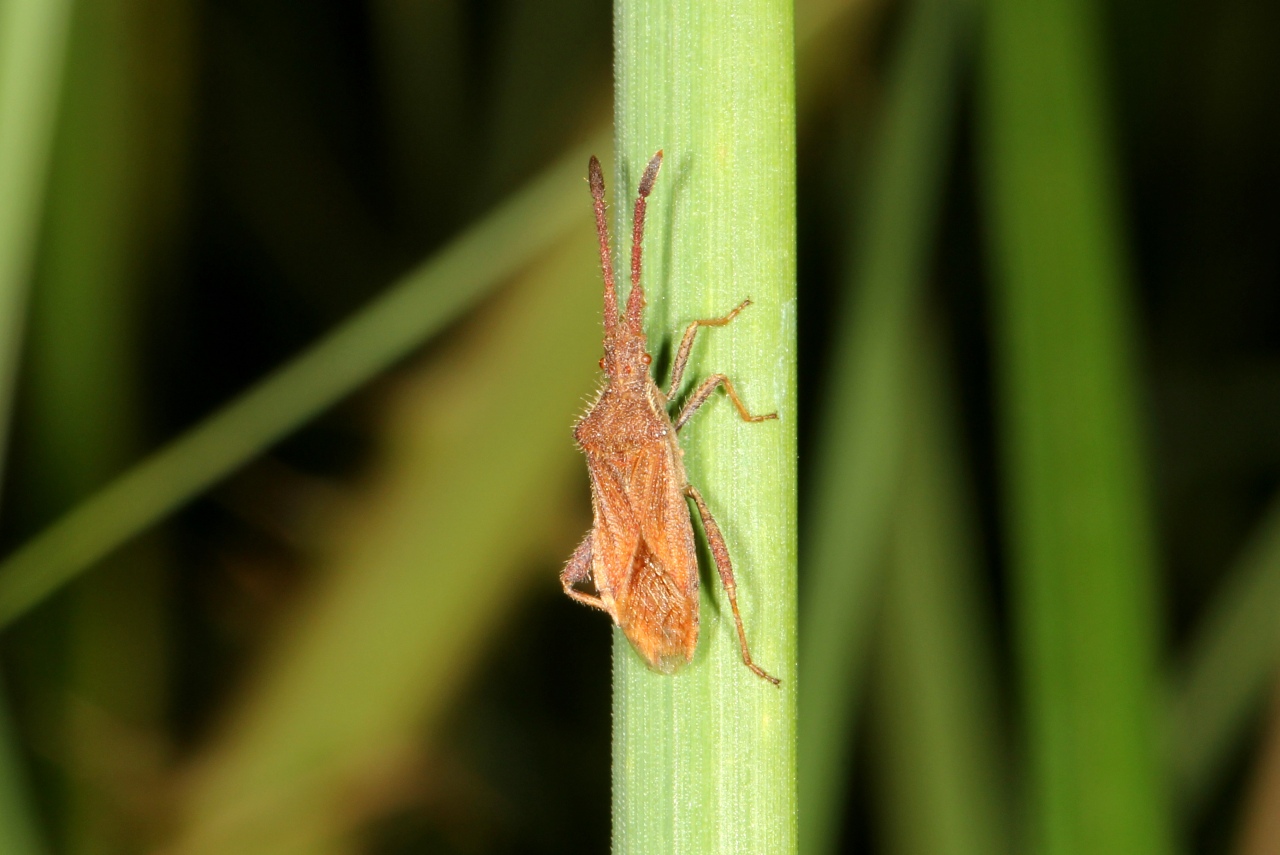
[561,150,780,685]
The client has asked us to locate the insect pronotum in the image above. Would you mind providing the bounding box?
[561,150,780,685]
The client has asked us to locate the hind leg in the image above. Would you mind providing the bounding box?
[684,484,780,685]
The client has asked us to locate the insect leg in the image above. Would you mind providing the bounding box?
[562,533,609,612]
[684,484,780,685]
[674,373,778,432]
[667,299,754,398]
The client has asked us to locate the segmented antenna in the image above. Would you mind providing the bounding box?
[625,150,663,332]
[588,156,618,337]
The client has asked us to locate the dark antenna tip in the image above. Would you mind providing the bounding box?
[637,150,663,198]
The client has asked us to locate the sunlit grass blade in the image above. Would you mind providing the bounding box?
[872,326,1009,855]
[1171,496,1280,811]
[171,232,602,855]
[611,1,797,852]
[0,133,604,629]
[981,0,1173,851]
[798,0,969,850]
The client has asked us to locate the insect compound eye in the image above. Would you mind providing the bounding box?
[598,357,606,370]
[641,353,652,365]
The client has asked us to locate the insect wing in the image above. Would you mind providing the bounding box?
[627,442,698,593]
[613,441,699,671]
[586,454,641,601]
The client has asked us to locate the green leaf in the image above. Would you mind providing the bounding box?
[981,0,1174,850]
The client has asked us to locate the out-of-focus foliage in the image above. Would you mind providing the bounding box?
[0,0,1275,853]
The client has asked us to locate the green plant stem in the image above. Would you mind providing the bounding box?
[798,0,968,850]
[611,2,797,853]
[981,0,1173,851]
[0,134,603,628]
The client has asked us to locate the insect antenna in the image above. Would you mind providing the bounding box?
[625,150,663,334]
[588,156,619,338]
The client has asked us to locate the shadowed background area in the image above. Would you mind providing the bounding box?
[0,0,1276,853]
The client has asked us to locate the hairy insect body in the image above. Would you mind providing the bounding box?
[563,151,780,685]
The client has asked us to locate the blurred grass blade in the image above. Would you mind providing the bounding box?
[872,325,1009,855]
[0,133,604,628]
[798,0,968,850]
[1171,496,1280,811]
[611,1,797,852]
[25,1,189,851]
[26,0,144,511]
[0,1,75,852]
[0,0,72,482]
[172,232,602,855]
[981,0,1173,850]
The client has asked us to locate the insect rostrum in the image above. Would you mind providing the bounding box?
[561,151,780,685]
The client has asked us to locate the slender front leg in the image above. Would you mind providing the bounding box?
[675,374,778,432]
[666,298,754,398]
[561,533,608,612]
[684,484,780,685]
